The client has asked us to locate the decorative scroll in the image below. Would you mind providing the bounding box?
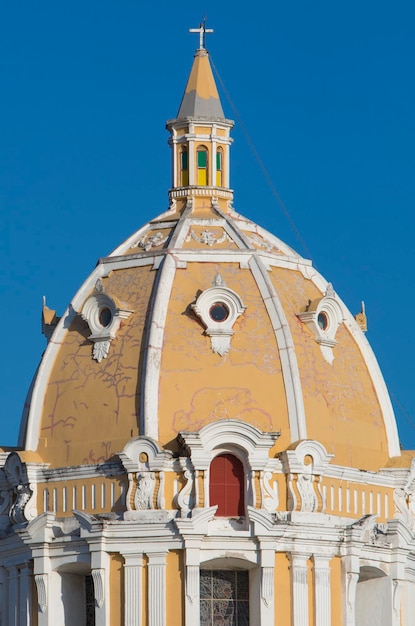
[1,453,37,529]
[261,567,274,607]
[281,441,333,514]
[157,471,165,510]
[186,565,199,605]
[132,232,169,251]
[187,229,231,246]
[287,473,297,512]
[35,574,48,613]
[260,471,279,512]
[176,469,194,517]
[346,572,358,612]
[394,459,415,530]
[92,568,105,609]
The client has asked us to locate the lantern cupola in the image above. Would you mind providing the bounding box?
[166,22,234,213]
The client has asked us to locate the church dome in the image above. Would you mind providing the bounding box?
[20,40,399,473]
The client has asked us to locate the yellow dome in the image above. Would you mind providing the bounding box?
[20,45,399,473]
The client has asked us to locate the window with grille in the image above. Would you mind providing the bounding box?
[200,569,249,625]
[85,574,96,626]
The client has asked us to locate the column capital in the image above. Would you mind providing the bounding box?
[147,551,168,565]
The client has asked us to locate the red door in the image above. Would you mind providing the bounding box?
[209,453,245,516]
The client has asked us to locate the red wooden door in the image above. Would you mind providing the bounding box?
[209,454,245,516]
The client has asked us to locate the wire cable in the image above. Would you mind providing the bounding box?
[210,56,315,262]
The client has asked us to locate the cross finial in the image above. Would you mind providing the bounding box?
[189,18,213,50]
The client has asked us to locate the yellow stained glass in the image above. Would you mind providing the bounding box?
[198,169,207,185]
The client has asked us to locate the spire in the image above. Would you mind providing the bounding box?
[177,22,225,120]
[166,23,234,208]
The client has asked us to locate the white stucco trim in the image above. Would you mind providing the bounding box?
[307,272,401,458]
[23,263,106,450]
[141,253,177,440]
[248,257,307,442]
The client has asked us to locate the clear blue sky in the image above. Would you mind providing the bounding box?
[1,1,415,449]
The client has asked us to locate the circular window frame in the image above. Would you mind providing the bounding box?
[317,311,329,332]
[192,285,246,331]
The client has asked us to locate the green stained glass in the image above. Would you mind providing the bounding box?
[198,149,207,167]
[216,151,222,170]
[181,150,188,169]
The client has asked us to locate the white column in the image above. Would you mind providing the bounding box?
[19,564,32,626]
[172,133,178,187]
[312,556,331,626]
[289,553,309,626]
[8,566,19,626]
[148,551,167,626]
[211,127,217,187]
[123,553,143,626]
[225,140,230,188]
[189,134,195,186]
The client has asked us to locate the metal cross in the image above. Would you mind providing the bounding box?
[189,19,213,50]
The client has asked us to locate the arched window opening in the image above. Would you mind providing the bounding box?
[216,149,223,187]
[197,147,208,185]
[200,569,249,625]
[209,453,245,517]
[181,147,189,186]
[59,571,96,626]
[356,567,391,626]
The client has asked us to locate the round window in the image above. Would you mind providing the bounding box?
[317,311,328,331]
[99,306,112,328]
[209,302,229,322]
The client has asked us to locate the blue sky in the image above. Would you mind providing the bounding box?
[1,1,415,449]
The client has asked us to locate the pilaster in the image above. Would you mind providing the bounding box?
[147,551,167,626]
[288,553,309,626]
[312,556,331,626]
[123,553,143,626]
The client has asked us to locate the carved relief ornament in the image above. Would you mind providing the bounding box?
[81,279,133,362]
[191,273,246,356]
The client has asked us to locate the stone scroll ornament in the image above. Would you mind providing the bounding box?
[0,452,37,529]
[394,458,415,530]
